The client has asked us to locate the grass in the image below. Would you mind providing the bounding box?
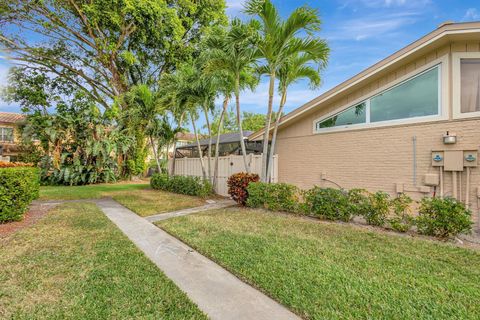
[0,202,207,319]
[158,208,480,320]
[39,182,206,217]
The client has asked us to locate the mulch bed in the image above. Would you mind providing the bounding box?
[0,203,57,238]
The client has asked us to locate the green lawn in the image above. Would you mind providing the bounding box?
[39,183,206,216]
[158,208,480,320]
[0,202,207,319]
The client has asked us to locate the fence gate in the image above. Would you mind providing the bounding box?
[169,154,278,196]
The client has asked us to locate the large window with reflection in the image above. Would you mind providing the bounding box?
[315,102,366,130]
[314,65,441,132]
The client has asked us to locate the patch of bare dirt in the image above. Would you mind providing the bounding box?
[0,203,57,238]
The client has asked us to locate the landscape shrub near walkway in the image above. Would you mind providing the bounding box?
[0,166,40,222]
[246,182,300,212]
[151,173,212,197]
[416,197,473,238]
[227,173,259,205]
[303,187,352,221]
[241,181,472,238]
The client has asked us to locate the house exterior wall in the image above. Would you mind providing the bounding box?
[275,40,480,226]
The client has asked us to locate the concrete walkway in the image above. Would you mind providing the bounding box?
[145,199,235,223]
[96,199,299,320]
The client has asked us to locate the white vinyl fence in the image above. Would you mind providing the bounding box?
[169,154,278,196]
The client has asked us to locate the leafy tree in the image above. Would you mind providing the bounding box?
[22,92,134,185]
[245,0,329,181]
[1,0,227,177]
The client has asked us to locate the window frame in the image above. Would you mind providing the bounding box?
[0,127,14,143]
[313,56,448,134]
[452,52,480,119]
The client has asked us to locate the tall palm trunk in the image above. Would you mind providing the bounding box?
[213,96,229,191]
[261,70,276,182]
[266,89,286,182]
[203,105,213,183]
[190,113,207,181]
[235,75,250,173]
[171,112,185,176]
[149,135,162,174]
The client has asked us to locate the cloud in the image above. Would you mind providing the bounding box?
[340,0,430,9]
[325,12,419,41]
[462,8,480,21]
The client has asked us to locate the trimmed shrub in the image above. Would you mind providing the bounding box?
[246,182,301,213]
[347,189,391,227]
[303,187,352,221]
[347,188,372,217]
[416,197,473,238]
[227,172,260,205]
[150,173,212,197]
[388,194,414,232]
[363,191,391,227]
[0,167,40,222]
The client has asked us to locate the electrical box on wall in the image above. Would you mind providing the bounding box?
[463,150,478,167]
[424,173,439,186]
[431,151,444,167]
[444,150,464,171]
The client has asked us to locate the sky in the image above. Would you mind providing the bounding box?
[1,0,480,119]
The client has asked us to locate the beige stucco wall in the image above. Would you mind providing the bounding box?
[276,40,480,226]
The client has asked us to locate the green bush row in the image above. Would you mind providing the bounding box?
[245,182,472,238]
[150,173,213,197]
[0,167,40,223]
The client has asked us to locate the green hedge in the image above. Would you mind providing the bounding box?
[416,197,473,238]
[246,182,301,212]
[303,187,353,222]
[0,167,40,222]
[241,180,472,238]
[150,173,212,197]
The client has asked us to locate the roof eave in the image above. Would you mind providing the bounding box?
[248,22,480,141]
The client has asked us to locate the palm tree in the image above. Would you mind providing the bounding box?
[265,53,326,181]
[245,0,329,182]
[204,18,260,173]
[159,65,210,181]
[122,84,166,174]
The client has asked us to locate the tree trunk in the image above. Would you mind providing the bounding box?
[235,75,250,173]
[203,105,213,184]
[171,112,185,176]
[261,70,276,182]
[149,135,162,174]
[266,89,286,182]
[191,113,207,181]
[213,96,229,191]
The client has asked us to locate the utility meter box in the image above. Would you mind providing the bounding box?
[463,150,478,167]
[424,173,439,186]
[431,151,444,167]
[444,150,464,171]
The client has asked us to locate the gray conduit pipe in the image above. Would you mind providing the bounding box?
[466,167,471,209]
[439,166,444,198]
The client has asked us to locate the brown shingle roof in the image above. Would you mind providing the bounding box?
[0,112,25,124]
